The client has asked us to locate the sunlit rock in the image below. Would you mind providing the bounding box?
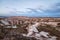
[39,31,49,38]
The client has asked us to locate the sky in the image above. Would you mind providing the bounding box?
[0,0,60,17]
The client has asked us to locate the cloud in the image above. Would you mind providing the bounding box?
[1,2,60,17]
[22,3,60,17]
[0,0,60,17]
[45,3,60,13]
[24,3,60,14]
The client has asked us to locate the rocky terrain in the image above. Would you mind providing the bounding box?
[0,16,60,40]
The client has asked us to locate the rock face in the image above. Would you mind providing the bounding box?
[26,22,39,37]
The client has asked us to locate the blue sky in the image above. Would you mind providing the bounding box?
[0,0,60,17]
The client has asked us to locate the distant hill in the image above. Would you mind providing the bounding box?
[0,16,9,18]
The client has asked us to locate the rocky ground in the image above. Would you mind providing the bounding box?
[0,17,60,40]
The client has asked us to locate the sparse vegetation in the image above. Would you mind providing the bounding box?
[0,17,60,40]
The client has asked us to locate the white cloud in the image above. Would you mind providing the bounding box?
[0,0,60,17]
[0,0,50,14]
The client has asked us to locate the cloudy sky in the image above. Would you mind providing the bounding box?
[0,0,60,17]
